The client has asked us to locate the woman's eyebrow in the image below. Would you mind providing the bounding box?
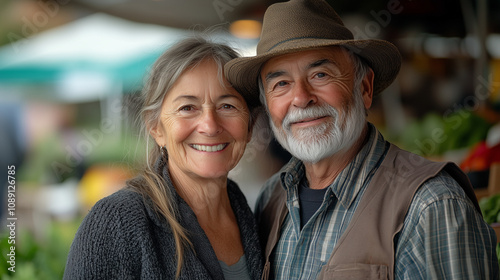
[172,95,198,102]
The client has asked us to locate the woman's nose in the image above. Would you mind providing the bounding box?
[197,109,222,136]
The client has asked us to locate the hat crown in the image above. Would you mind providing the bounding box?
[224,0,401,101]
[257,0,354,54]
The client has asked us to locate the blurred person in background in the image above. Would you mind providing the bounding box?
[225,0,499,279]
[64,36,263,279]
[0,102,26,222]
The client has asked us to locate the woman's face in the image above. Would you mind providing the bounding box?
[152,59,251,180]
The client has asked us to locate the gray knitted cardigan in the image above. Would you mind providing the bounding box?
[64,159,263,279]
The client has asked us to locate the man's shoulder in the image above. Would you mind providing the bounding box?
[379,144,479,214]
[410,169,476,214]
[264,172,282,190]
[254,173,282,216]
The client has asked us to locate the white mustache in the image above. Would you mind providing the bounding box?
[282,105,338,131]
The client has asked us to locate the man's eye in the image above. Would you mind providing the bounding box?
[277,81,288,87]
[316,72,326,78]
[221,104,235,110]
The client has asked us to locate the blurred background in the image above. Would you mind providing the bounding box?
[0,0,499,278]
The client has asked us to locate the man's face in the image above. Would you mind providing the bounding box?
[260,46,372,163]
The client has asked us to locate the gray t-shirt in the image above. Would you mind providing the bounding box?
[219,255,251,280]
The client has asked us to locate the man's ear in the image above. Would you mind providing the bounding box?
[247,126,253,143]
[361,68,374,110]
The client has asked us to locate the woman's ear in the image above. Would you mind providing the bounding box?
[361,68,374,110]
[149,121,166,147]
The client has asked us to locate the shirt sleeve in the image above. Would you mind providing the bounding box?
[394,171,499,280]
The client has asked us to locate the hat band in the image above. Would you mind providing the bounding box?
[265,36,328,52]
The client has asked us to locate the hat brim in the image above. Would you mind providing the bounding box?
[225,38,401,102]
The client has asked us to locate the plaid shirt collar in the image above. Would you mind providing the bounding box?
[279,122,387,209]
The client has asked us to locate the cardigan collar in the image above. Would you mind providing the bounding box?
[145,156,226,279]
[137,156,262,280]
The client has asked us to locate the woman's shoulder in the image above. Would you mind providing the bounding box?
[91,188,146,216]
[64,189,153,279]
[97,187,144,205]
[80,187,150,233]
[69,188,155,255]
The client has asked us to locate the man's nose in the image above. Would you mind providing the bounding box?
[292,80,317,108]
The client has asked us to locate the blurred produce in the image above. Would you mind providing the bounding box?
[78,164,134,210]
[0,220,80,280]
[480,193,500,224]
[479,194,500,267]
[397,110,492,157]
[460,142,500,172]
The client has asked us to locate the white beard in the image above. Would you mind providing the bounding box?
[270,89,366,163]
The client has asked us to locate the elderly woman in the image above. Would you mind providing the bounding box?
[64,36,263,279]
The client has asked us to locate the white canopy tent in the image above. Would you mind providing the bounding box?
[0,13,192,103]
[0,12,257,103]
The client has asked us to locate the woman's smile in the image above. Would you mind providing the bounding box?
[190,143,228,152]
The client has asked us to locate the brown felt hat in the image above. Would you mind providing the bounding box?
[225,0,402,100]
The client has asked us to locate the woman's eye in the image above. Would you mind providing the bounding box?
[179,105,194,111]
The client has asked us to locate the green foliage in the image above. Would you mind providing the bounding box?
[0,220,79,280]
[397,110,492,156]
[497,244,500,267]
[479,194,500,267]
[17,126,144,184]
[480,193,500,224]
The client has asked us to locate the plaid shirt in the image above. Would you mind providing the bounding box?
[255,123,498,279]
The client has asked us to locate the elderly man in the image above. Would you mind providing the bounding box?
[225,0,499,279]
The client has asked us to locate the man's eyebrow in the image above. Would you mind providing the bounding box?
[264,70,286,84]
[263,59,333,84]
[308,59,332,69]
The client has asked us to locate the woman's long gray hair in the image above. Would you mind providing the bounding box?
[128,35,260,278]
